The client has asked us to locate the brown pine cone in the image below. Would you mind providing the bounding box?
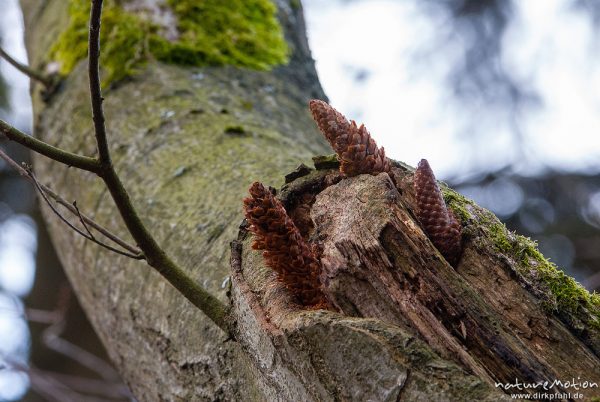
[413,159,463,266]
[309,99,390,177]
[243,182,329,308]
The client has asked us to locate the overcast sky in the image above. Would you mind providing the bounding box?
[304,0,600,179]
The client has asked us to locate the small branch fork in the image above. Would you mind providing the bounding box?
[30,168,142,259]
[0,147,142,258]
[0,0,229,331]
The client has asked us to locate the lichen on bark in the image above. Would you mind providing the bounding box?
[49,0,289,84]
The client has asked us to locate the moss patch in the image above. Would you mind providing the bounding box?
[443,187,600,330]
[50,0,289,84]
[312,154,340,170]
[511,234,600,329]
[442,188,473,224]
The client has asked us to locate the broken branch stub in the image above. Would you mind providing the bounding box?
[231,160,600,400]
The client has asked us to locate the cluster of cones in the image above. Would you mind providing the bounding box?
[243,100,462,308]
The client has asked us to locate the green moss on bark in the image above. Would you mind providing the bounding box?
[443,187,600,330]
[50,0,289,84]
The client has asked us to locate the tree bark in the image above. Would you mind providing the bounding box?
[20,0,329,399]
[18,1,600,401]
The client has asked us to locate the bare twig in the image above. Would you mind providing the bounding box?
[87,0,229,331]
[27,166,144,259]
[0,46,53,87]
[0,119,101,173]
[73,201,95,239]
[0,147,142,255]
[88,1,110,165]
[28,168,95,240]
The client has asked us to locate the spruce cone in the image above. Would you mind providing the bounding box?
[414,159,462,266]
[309,99,390,177]
[243,182,329,308]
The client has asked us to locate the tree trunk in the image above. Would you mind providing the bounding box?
[20,0,328,399]
[19,1,600,401]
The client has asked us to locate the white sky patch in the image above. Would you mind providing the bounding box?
[0,294,28,357]
[0,215,37,297]
[304,0,600,178]
[0,0,33,129]
[513,0,600,172]
[0,3,34,400]
[0,218,34,402]
[304,0,459,174]
[0,370,29,401]
[0,293,30,401]
[0,246,36,296]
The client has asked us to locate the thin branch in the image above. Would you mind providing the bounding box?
[29,167,90,238]
[27,166,144,259]
[0,119,101,173]
[27,308,60,324]
[88,0,110,165]
[73,201,95,239]
[87,0,229,331]
[0,46,53,87]
[0,306,59,324]
[0,147,141,255]
[44,185,140,255]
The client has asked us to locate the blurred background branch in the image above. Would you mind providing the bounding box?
[0,47,52,88]
[1,286,132,401]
